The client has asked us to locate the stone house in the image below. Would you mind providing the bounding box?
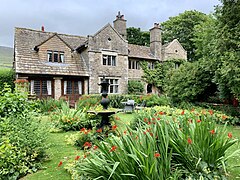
[14,12,187,100]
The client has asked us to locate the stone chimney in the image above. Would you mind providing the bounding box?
[113,11,127,40]
[150,23,162,59]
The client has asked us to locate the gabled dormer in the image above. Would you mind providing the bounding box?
[34,33,73,64]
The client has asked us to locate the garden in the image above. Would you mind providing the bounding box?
[0,84,239,180]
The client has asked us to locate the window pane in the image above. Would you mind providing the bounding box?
[42,80,48,95]
[34,80,40,95]
[47,52,52,62]
[67,81,72,94]
[110,85,113,93]
[103,55,107,65]
[74,81,79,94]
[54,52,58,62]
[112,56,116,66]
[132,61,135,69]
[60,53,64,63]
[114,85,118,93]
[128,60,131,69]
[115,79,118,84]
[107,56,111,65]
[110,79,113,84]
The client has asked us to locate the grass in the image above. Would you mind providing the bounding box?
[22,113,240,179]
[21,117,79,180]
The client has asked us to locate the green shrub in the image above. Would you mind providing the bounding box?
[0,68,15,91]
[0,85,47,179]
[77,95,101,111]
[37,98,67,114]
[128,80,144,94]
[50,102,89,131]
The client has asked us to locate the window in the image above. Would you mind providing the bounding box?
[47,50,64,63]
[102,55,116,66]
[30,80,52,98]
[63,80,82,95]
[128,60,140,70]
[100,78,119,94]
[148,62,155,69]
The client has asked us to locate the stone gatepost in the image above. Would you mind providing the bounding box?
[54,77,62,99]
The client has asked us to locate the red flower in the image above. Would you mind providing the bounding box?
[58,161,63,167]
[144,118,148,122]
[83,141,92,148]
[93,145,98,150]
[110,146,117,152]
[197,119,201,123]
[152,117,155,121]
[148,121,151,125]
[228,132,232,138]
[210,129,215,134]
[157,117,160,121]
[123,130,127,135]
[75,156,80,160]
[187,137,192,144]
[96,128,102,133]
[181,110,185,115]
[209,110,214,115]
[154,152,160,158]
[159,111,164,115]
[80,128,86,132]
[112,125,117,130]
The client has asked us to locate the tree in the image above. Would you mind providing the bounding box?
[214,0,240,100]
[161,10,209,61]
[127,27,150,46]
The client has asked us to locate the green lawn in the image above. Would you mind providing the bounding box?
[22,113,240,179]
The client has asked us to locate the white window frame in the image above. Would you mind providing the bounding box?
[101,52,117,66]
[99,77,119,94]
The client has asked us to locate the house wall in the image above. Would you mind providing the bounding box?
[162,40,187,60]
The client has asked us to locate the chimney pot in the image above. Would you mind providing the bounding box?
[41,25,45,32]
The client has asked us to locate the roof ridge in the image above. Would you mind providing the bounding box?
[15,27,87,39]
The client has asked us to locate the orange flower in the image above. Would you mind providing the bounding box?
[152,117,155,121]
[75,156,80,160]
[154,152,160,158]
[93,145,98,150]
[96,128,102,133]
[144,118,148,122]
[80,128,86,132]
[123,130,127,135]
[148,121,151,125]
[209,110,214,115]
[110,146,117,152]
[228,132,232,138]
[159,111,164,115]
[112,125,117,130]
[210,129,215,134]
[187,137,192,144]
[83,141,92,148]
[58,161,63,167]
[222,115,227,120]
[157,117,160,121]
[181,110,185,115]
[197,119,201,123]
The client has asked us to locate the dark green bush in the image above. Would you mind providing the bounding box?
[128,80,144,94]
[0,68,15,91]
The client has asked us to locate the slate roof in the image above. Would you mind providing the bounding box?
[128,44,158,60]
[14,27,89,76]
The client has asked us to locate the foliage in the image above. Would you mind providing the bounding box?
[165,61,216,103]
[69,123,181,180]
[127,80,144,94]
[37,98,67,114]
[77,95,101,111]
[132,106,239,179]
[127,27,150,46]
[0,69,15,92]
[161,10,209,61]
[0,85,47,179]
[50,102,88,131]
[0,84,32,118]
[140,94,171,107]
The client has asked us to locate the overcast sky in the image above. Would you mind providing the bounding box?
[0,0,220,48]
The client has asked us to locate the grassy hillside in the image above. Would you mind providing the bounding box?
[0,46,13,69]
